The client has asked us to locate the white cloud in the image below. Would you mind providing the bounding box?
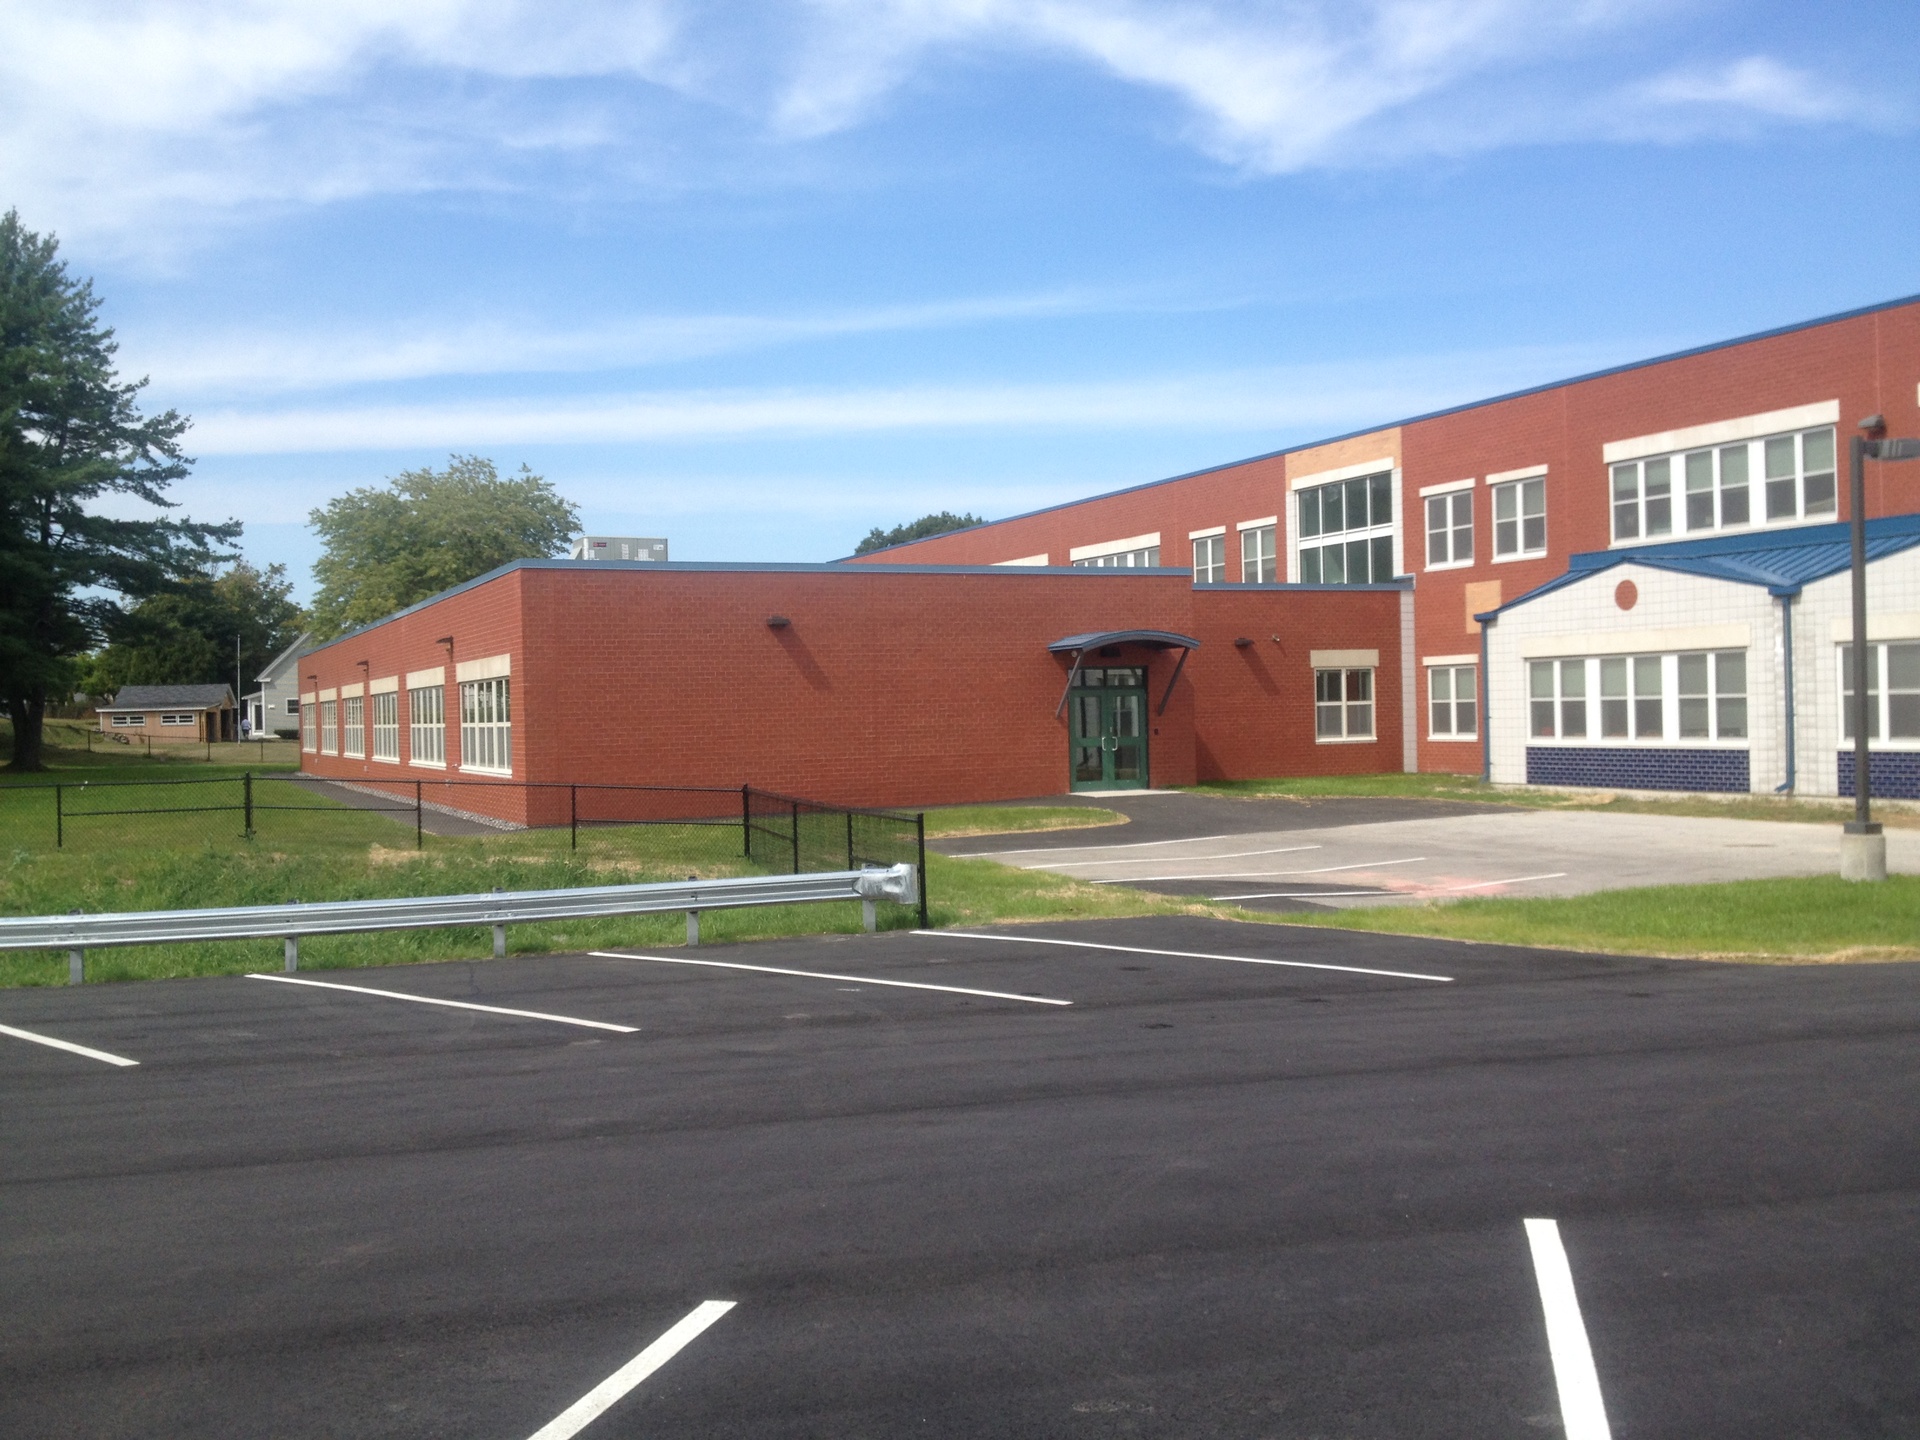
[1,0,1897,257]
[1634,55,1849,122]
[182,342,1622,454]
[123,291,1113,396]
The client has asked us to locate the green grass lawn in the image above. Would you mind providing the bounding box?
[1278,875,1920,962]
[923,804,1123,838]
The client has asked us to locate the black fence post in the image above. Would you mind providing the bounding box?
[415,780,423,850]
[244,772,254,838]
[845,811,854,870]
[741,784,752,859]
[55,784,63,849]
[570,784,578,851]
[790,800,801,874]
[916,812,928,929]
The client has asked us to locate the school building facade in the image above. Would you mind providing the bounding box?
[297,295,1920,817]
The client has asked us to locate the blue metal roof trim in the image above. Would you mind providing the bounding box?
[1481,514,1920,622]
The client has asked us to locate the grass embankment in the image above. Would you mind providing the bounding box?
[0,798,1202,987]
[1193,771,1920,829]
[1281,875,1920,963]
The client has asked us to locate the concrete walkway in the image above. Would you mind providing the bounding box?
[944,798,1918,910]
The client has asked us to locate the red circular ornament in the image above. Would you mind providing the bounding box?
[1615,579,1638,611]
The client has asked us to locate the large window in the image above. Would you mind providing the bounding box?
[1841,642,1920,743]
[1612,426,1835,542]
[319,699,338,755]
[1530,652,1746,743]
[460,677,511,773]
[1315,667,1374,741]
[1425,491,1473,568]
[371,691,400,761]
[1492,475,1546,559]
[1191,533,1226,584]
[1428,664,1478,739]
[1241,524,1277,583]
[301,702,317,751]
[409,685,445,766]
[1299,473,1393,584]
[342,695,365,758]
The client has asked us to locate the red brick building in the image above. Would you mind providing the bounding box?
[298,295,1920,816]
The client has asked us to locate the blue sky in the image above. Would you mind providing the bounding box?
[7,0,1916,598]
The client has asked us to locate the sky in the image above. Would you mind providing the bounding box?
[5,0,1916,600]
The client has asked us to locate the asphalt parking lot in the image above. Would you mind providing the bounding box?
[4,916,1918,1437]
[938,794,1920,909]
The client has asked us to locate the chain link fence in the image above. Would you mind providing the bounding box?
[1,775,927,926]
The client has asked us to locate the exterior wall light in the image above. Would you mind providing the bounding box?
[766,615,791,629]
[1233,636,1254,648]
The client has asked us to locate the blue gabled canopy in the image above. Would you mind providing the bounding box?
[1481,513,1920,622]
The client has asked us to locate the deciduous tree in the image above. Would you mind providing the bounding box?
[84,560,307,697]
[308,455,578,636]
[854,511,984,555]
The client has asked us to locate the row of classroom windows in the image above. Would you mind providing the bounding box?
[1527,642,1920,746]
[1071,423,1844,586]
[300,679,511,773]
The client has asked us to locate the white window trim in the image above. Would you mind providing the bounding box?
[1603,400,1840,464]
[457,676,512,775]
[1607,425,1837,548]
[1489,474,1548,562]
[407,684,447,769]
[1426,662,1479,741]
[1423,488,1474,573]
[1526,653,1751,747]
[1068,532,1161,562]
[1293,469,1400,585]
[370,690,401,764]
[1313,665,1377,743]
[1837,641,1920,750]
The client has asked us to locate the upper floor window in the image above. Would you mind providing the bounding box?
[1612,426,1835,543]
[1425,490,1473,568]
[1241,524,1277,583]
[1071,545,1159,569]
[1191,532,1226,584]
[1492,475,1546,559]
[1298,472,1393,584]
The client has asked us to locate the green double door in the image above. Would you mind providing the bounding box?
[1070,666,1149,790]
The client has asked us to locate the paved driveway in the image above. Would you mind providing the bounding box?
[941,797,1920,909]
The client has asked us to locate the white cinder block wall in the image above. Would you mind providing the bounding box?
[1485,564,1781,792]
[1791,553,1920,796]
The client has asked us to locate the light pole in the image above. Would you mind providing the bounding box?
[1842,413,1920,881]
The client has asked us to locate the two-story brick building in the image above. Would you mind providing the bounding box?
[295,294,1920,817]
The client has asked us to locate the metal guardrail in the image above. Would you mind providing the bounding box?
[1,865,920,984]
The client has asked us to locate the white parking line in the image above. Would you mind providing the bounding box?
[0,1021,139,1068]
[526,1300,735,1440]
[592,952,1073,1005]
[245,973,640,1032]
[920,931,1453,983]
[1524,1219,1613,1440]
[1029,844,1322,871]
[1091,856,1429,884]
[947,831,1254,857]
